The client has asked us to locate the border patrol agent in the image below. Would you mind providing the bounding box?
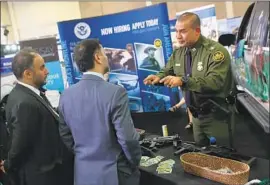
[144,12,233,146]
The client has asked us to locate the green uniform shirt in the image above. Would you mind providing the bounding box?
[157,35,233,107]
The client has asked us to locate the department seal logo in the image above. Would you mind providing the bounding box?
[74,22,91,39]
[154,39,162,48]
[213,51,225,62]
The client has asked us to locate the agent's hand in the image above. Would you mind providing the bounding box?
[159,76,182,88]
[0,160,5,173]
[143,75,160,85]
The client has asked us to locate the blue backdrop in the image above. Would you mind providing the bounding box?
[0,57,13,77]
[57,3,179,112]
[169,19,176,33]
[43,61,65,92]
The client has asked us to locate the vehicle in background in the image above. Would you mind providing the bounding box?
[231,1,269,133]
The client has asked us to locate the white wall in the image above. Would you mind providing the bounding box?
[1,2,15,44]
[9,2,81,41]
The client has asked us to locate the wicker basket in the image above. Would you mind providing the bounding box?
[180,152,250,185]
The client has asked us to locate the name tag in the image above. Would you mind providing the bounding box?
[175,63,181,67]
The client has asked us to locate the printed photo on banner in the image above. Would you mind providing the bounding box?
[201,17,218,41]
[108,72,143,113]
[128,97,143,113]
[141,91,171,112]
[217,17,242,36]
[137,69,168,95]
[70,52,82,80]
[134,42,165,72]
[104,44,137,75]
[227,16,242,35]
[108,73,140,98]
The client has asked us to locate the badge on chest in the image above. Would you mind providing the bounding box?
[197,61,203,71]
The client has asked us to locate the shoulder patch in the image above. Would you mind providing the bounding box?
[212,51,225,62]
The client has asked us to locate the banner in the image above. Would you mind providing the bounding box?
[19,37,65,92]
[0,57,17,100]
[176,4,218,41]
[217,16,242,36]
[43,61,65,92]
[169,19,178,50]
[0,57,13,77]
[57,3,179,112]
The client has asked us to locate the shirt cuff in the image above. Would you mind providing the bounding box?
[156,73,165,79]
[181,76,196,91]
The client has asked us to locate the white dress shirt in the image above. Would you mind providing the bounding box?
[17,81,59,116]
[17,81,40,96]
[83,71,105,80]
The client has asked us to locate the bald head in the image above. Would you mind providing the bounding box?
[177,12,201,29]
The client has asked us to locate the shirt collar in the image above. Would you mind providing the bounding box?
[83,71,105,80]
[186,35,204,53]
[17,81,40,96]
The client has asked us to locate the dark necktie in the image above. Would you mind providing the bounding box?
[40,91,53,108]
[185,49,192,106]
[40,91,59,116]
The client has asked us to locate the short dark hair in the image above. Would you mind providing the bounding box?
[177,12,201,29]
[74,39,101,72]
[12,48,38,79]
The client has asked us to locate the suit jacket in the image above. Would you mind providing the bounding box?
[59,74,142,185]
[4,84,73,185]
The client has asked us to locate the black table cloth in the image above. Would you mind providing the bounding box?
[139,143,269,185]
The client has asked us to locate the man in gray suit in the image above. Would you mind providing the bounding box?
[58,39,142,185]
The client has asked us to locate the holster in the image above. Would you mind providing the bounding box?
[189,101,229,120]
[188,105,212,118]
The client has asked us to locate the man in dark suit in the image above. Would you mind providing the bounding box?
[58,39,141,185]
[0,49,73,185]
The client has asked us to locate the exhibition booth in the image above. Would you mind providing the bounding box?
[1,2,269,185]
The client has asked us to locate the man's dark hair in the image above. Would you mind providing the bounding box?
[177,12,201,29]
[12,48,38,79]
[74,39,101,72]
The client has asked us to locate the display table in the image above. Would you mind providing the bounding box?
[139,142,269,185]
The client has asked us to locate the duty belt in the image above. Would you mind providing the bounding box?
[188,105,213,118]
